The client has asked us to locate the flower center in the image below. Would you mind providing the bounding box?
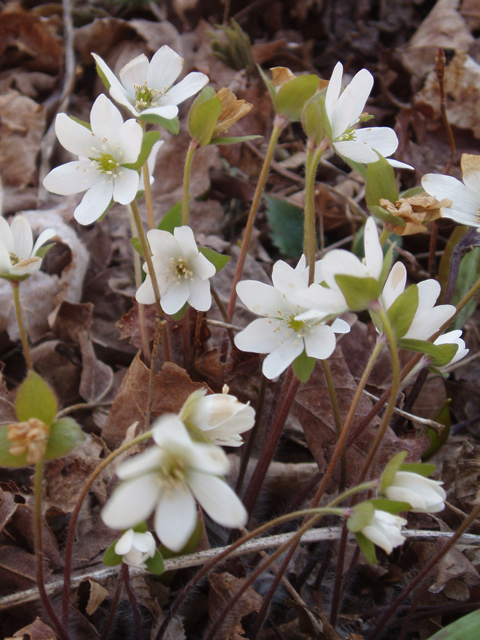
[9,252,20,265]
[158,456,187,494]
[134,82,168,111]
[336,127,356,142]
[95,152,120,175]
[287,314,305,333]
[171,256,193,283]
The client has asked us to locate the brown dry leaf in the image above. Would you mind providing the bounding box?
[117,300,157,351]
[400,0,474,79]
[102,356,205,448]
[429,547,480,593]
[9,503,63,571]
[0,5,63,74]
[0,546,41,593]
[8,618,56,640]
[129,19,182,53]
[207,572,263,640]
[76,578,109,616]
[77,331,114,404]
[442,440,480,511]
[0,90,46,188]
[50,301,93,343]
[74,18,135,65]
[416,52,480,140]
[0,489,17,534]
[30,340,81,406]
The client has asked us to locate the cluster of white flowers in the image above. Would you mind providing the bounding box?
[102,389,254,552]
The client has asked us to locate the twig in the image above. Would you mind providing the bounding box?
[362,389,445,430]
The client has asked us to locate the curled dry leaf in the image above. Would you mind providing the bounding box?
[5,617,56,640]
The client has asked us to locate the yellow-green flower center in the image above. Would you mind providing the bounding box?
[95,152,120,174]
[9,252,20,265]
[287,315,304,333]
[134,82,168,112]
[158,456,187,494]
[171,256,193,283]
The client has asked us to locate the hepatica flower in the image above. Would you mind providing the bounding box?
[0,215,56,281]
[135,226,216,315]
[114,529,156,568]
[43,94,143,225]
[422,153,480,228]
[360,510,407,555]
[101,415,247,552]
[234,257,349,380]
[93,46,208,121]
[180,387,255,447]
[325,62,411,168]
[383,471,446,514]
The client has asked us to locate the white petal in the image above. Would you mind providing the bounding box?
[132,531,156,554]
[382,262,406,310]
[405,305,455,340]
[152,414,193,448]
[90,94,124,142]
[364,217,383,280]
[271,259,308,296]
[161,280,190,315]
[147,46,184,90]
[354,127,399,158]
[388,159,414,170]
[10,216,33,259]
[113,168,140,204]
[43,161,101,195]
[55,113,96,157]
[422,174,480,215]
[161,72,209,106]
[304,325,336,360]
[331,318,350,333]
[32,229,57,255]
[140,105,179,120]
[440,207,480,227]
[321,250,365,288]
[190,252,216,280]
[135,275,155,304]
[416,279,441,314]
[334,139,380,163]
[101,474,160,530]
[189,472,247,528]
[119,54,149,95]
[0,239,12,274]
[262,335,303,379]
[333,69,373,138]
[109,85,138,115]
[234,318,287,354]
[0,217,14,253]
[173,225,199,257]
[74,180,113,225]
[147,228,179,256]
[10,257,41,277]
[115,529,134,555]
[236,281,287,316]
[291,284,348,315]
[154,486,197,552]
[325,62,343,125]
[186,277,212,312]
[92,53,132,103]
[118,119,143,164]
[117,446,163,479]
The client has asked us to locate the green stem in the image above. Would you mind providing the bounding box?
[304,140,327,284]
[227,115,288,320]
[62,430,152,626]
[182,140,199,226]
[34,460,70,640]
[128,204,151,365]
[379,226,390,245]
[12,282,32,370]
[356,305,400,485]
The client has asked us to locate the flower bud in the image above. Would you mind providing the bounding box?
[361,510,407,554]
[114,529,156,568]
[384,471,446,513]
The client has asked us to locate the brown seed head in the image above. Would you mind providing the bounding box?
[212,88,252,136]
[380,193,452,235]
[7,418,50,464]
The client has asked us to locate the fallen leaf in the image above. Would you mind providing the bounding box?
[9,617,56,639]
[76,578,109,616]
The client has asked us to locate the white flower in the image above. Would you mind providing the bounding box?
[0,215,56,281]
[101,415,247,552]
[422,154,480,228]
[135,226,216,315]
[93,46,209,120]
[433,330,469,368]
[114,529,156,568]
[43,94,143,225]
[361,510,407,554]
[381,262,456,340]
[179,387,255,447]
[384,471,446,514]
[234,257,350,380]
[325,62,412,168]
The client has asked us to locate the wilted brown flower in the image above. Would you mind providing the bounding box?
[7,418,50,464]
[270,66,296,87]
[380,193,452,235]
[212,88,252,137]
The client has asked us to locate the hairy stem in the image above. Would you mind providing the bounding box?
[304,140,326,284]
[182,140,199,225]
[12,282,32,370]
[128,204,151,365]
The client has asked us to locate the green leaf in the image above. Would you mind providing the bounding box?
[132,522,148,533]
[265,196,304,258]
[0,425,29,467]
[171,303,188,321]
[191,86,217,108]
[275,75,319,122]
[198,247,230,272]
[210,135,261,145]
[103,541,123,566]
[188,96,222,146]
[400,462,437,476]
[369,499,411,514]
[292,350,316,383]
[44,417,86,460]
[301,94,326,144]
[378,451,408,493]
[139,113,180,135]
[130,237,144,258]
[340,155,367,180]
[427,609,480,640]
[399,339,458,368]
[347,501,375,533]
[365,153,399,210]
[35,243,55,259]
[355,531,378,564]
[145,549,165,575]
[386,284,419,340]
[334,275,381,311]
[257,65,277,106]
[421,402,451,460]
[379,243,395,289]
[15,371,58,426]
[438,226,468,297]
[122,130,160,170]
[158,202,183,233]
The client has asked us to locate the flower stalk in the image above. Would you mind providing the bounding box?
[227,114,288,320]
[12,282,32,370]
[304,140,327,284]
[183,140,199,225]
